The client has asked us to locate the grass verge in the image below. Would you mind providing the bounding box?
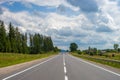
[71,53,120,68]
[0,52,58,68]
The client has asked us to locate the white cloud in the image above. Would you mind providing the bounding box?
[0,7,45,33]
[0,0,64,7]
[24,0,64,7]
[1,0,120,49]
[62,1,80,11]
[44,13,87,29]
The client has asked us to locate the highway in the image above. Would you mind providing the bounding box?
[2,53,120,80]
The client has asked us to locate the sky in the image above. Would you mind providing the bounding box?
[0,0,120,50]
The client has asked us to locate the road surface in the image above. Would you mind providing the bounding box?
[2,53,120,80]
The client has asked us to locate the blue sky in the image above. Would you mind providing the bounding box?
[0,0,120,50]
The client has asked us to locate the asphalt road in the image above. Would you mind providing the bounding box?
[2,53,120,80]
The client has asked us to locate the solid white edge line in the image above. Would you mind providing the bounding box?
[2,55,58,80]
[69,55,120,77]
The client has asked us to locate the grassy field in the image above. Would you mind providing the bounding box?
[84,52,120,61]
[79,53,120,60]
[0,52,58,68]
[71,53,120,68]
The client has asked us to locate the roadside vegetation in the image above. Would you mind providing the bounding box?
[0,20,57,54]
[69,42,120,68]
[0,52,58,68]
[72,53,120,68]
[0,20,60,68]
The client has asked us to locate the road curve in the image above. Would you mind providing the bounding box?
[2,53,120,80]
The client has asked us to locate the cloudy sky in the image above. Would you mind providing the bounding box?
[0,0,120,50]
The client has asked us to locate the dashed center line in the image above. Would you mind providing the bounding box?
[64,62,66,66]
[63,54,68,80]
[65,75,68,80]
[64,66,67,74]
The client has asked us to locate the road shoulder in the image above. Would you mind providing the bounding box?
[0,55,55,78]
[71,54,120,74]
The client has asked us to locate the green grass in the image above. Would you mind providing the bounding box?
[86,52,120,60]
[71,53,120,68]
[0,52,58,68]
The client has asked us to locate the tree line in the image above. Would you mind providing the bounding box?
[0,20,57,54]
[69,42,120,57]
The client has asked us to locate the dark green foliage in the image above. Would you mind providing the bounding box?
[69,43,78,52]
[43,37,54,52]
[82,46,98,56]
[118,48,120,52]
[54,46,59,52]
[15,28,22,53]
[0,21,6,52]
[0,20,54,54]
[33,34,42,53]
[9,22,16,52]
[6,36,11,52]
[21,33,29,54]
[77,50,82,54]
[29,34,54,54]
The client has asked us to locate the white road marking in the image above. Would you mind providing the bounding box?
[64,62,66,66]
[63,55,66,66]
[69,55,120,77]
[2,55,58,80]
[65,75,68,80]
[63,54,68,80]
[64,66,67,74]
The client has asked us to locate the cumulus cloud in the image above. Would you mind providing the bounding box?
[67,0,98,12]
[1,0,120,49]
[0,0,64,7]
[24,0,64,7]
[0,7,45,33]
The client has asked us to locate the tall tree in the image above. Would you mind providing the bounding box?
[0,20,55,54]
[69,43,78,52]
[0,20,6,52]
[33,34,41,53]
[54,46,59,52]
[48,37,54,51]
[6,35,11,52]
[15,27,22,53]
[8,22,18,53]
[21,33,28,54]
[29,34,33,54]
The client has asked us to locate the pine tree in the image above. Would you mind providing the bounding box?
[29,34,33,54]
[0,20,55,54]
[48,37,54,51]
[8,22,16,52]
[38,34,44,53]
[0,20,7,52]
[43,37,48,52]
[43,37,54,52]
[21,33,28,54]
[15,27,22,53]
[6,35,11,52]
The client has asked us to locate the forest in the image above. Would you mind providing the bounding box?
[0,20,56,54]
